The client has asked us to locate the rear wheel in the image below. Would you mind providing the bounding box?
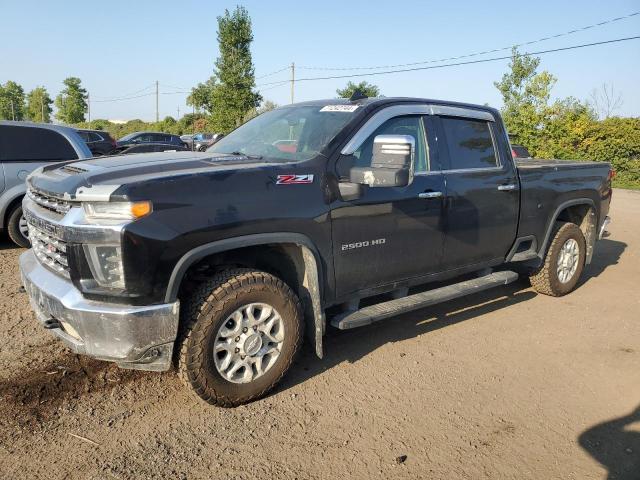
[529,222,586,296]
[177,268,304,407]
[7,205,30,248]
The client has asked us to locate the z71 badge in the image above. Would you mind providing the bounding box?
[276,174,314,185]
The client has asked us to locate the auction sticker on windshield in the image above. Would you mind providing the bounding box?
[320,105,359,113]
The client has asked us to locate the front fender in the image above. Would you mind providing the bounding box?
[165,232,326,358]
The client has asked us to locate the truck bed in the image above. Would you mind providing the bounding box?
[515,158,612,256]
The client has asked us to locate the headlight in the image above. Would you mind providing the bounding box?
[83,244,125,289]
[83,201,152,221]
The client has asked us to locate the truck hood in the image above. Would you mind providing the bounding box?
[27,151,271,200]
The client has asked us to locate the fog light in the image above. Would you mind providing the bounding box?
[83,244,125,289]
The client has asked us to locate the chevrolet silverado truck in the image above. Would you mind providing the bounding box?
[19,97,612,407]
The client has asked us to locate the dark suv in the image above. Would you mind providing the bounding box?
[76,129,117,156]
[117,132,186,148]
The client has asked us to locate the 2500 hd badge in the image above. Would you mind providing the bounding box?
[341,238,386,251]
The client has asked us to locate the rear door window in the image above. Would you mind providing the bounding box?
[440,117,498,170]
[0,125,78,161]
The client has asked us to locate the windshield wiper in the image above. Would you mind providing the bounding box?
[229,151,263,160]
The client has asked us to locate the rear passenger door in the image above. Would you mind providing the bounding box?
[437,114,519,270]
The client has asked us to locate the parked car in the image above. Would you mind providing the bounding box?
[110,143,189,155]
[0,121,91,247]
[20,97,612,407]
[192,133,215,151]
[511,144,532,159]
[180,134,194,149]
[117,132,186,148]
[76,129,117,156]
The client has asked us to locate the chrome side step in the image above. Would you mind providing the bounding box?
[330,271,519,330]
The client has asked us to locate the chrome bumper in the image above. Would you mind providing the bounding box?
[19,250,180,371]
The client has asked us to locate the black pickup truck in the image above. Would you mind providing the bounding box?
[19,97,612,406]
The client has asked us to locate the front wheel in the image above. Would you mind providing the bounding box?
[7,205,30,248]
[177,268,304,407]
[529,222,586,296]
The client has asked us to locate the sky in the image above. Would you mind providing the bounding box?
[1,0,639,122]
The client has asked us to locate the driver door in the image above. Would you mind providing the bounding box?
[331,114,446,298]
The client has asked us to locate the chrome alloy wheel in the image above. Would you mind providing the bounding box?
[557,238,580,283]
[19,215,29,238]
[213,303,285,383]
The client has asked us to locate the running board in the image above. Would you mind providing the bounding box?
[330,271,519,330]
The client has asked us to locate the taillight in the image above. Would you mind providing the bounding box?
[608,168,616,181]
[511,149,518,158]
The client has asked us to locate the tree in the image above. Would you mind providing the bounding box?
[243,99,278,123]
[493,49,640,189]
[208,6,262,133]
[336,81,380,99]
[26,86,53,122]
[187,76,217,115]
[494,48,556,153]
[55,77,88,124]
[0,81,26,120]
[589,83,623,119]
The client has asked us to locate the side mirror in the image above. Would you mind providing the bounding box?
[349,134,413,187]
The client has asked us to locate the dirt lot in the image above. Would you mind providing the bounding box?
[0,189,638,480]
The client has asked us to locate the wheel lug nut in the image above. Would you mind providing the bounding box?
[241,355,245,360]
[235,347,240,353]
[242,327,248,333]
[253,326,257,331]
[235,336,240,342]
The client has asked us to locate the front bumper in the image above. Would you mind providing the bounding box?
[20,250,180,371]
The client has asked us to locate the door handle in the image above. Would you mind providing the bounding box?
[497,184,517,191]
[418,191,443,199]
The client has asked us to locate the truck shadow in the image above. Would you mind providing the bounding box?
[578,404,640,480]
[279,280,537,394]
[280,237,625,394]
[580,238,626,285]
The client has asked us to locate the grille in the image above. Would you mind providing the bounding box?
[27,188,72,215]
[28,224,70,278]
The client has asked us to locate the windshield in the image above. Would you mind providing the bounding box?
[119,132,139,141]
[209,104,358,161]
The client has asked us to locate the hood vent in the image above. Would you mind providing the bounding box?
[60,164,89,175]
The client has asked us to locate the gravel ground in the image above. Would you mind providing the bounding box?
[0,189,638,480]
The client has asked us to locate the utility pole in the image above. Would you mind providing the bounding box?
[290,62,295,104]
[41,98,44,122]
[155,80,159,122]
[177,106,180,118]
[10,100,15,121]
[87,92,91,123]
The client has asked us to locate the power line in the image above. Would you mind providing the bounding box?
[92,92,155,103]
[257,35,640,85]
[255,66,290,80]
[259,80,290,92]
[298,11,640,71]
[91,84,155,100]
[159,82,189,91]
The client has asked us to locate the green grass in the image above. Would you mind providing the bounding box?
[613,179,640,190]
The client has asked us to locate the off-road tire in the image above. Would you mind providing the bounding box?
[177,268,304,407]
[529,222,586,297]
[7,205,30,248]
